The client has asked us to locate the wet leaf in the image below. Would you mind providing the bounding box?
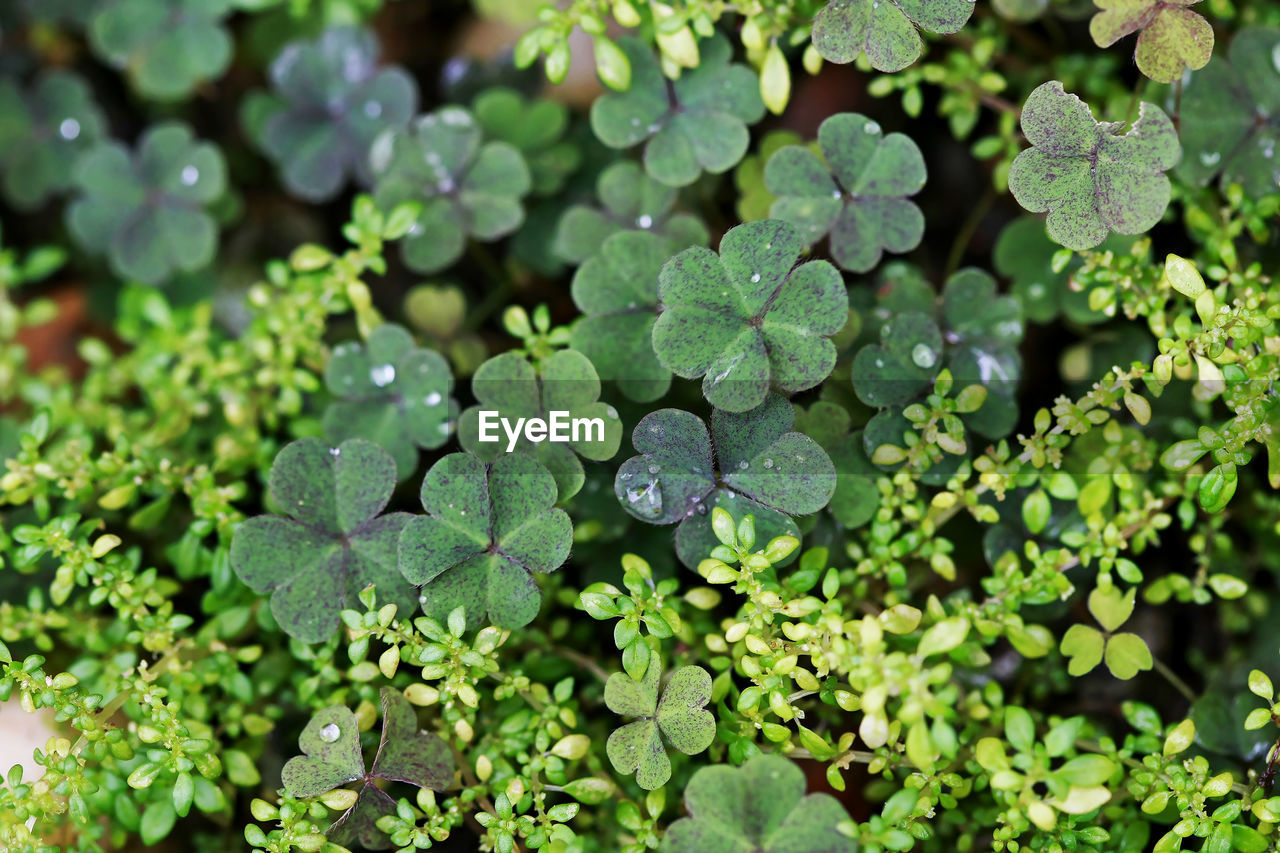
[0,71,107,209]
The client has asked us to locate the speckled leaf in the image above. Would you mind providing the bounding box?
[571,230,673,402]
[229,439,416,643]
[1009,81,1180,250]
[371,106,531,274]
[553,161,708,264]
[813,0,975,71]
[0,71,107,210]
[370,687,453,789]
[1090,0,1213,83]
[67,122,225,285]
[324,324,456,479]
[399,453,571,628]
[662,754,857,852]
[615,409,717,525]
[254,27,417,201]
[89,0,233,101]
[281,706,364,798]
[1176,27,1280,200]
[766,113,926,273]
[590,35,764,188]
[654,666,715,754]
[852,310,941,407]
[606,662,713,790]
[712,396,837,516]
[654,220,847,412]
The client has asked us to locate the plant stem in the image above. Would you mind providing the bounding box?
[1151,655,1197,704]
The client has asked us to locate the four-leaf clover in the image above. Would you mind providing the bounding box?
[371,106,532,274]
[282,687,453,849]
[654,219,847,413]
[1175,27,1280,201]
[324,324,456,480]
[662,754,857,852]
[590,35,765,187]
[398,453,572,629]
[251,26,418,202]
[229,438,418,643]
[89,0,233,101]
[1090,0,1214,84]
[813,0,977,72]
[1009,81,1180,251]
[1060,585,1153,679]
[614,395,836,568]
[0,71,107,210]
[67,122,226,285]
[765,112,927,273]
[605,661,715,790]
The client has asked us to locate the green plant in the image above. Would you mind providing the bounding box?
[3,2,1280,853]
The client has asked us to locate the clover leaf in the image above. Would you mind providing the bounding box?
[795,401,881,529]
[252,26,418,202]
[282,687,453,849]
[324,324,456,480]
[1008,81,1180,251]
[456,350,623,500]
[662,754,857,852]
[67,122,226,285]
[735,130,806,222]
[1176,27,1280,200]
[88,0,233,101]
[398,452,572,629]
[1090,0,1214,84]
[605,661,714,790]
[589,35,765,188]
[473,87,581,196]
[765,113,926,273]
[230,438,417,643]
[0,71,107,210]
[614,395,836,568]
[372,106,531,274]
[993,217,1109,325]
[813,0,976,72]
[553,161,709,265]
[570,230,673,403]
[654,219,847,413]
[1059,586,1153,680]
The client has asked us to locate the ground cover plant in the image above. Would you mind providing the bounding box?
[1,0,1280,851]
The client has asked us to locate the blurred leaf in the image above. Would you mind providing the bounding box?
[0,71,107,209]
[89,0,233,100]
[473,87,580,195]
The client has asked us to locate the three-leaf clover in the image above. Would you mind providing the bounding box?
[662,754,857,852]
[993,217,1111,325]
[67,122,226,285]
[553,161,709,265]
[589,34,765,187]
[605,661,715,790]
[250,26,418,202]
[372,106,531,274]
[614,395,836,568]
[456,350,623,500]
[1060,585,1153,679]
[230,438,418,643]
[473,87,581,196]
[88,0,233,101]
[570,230,674,403]
[1175,27,1280,200]
[812,0,977,72]
[1089,0,1214,84]
[0,71,107,210]
[795,401,881,529]
[653,219,847,413]
[765,112,927,273]
[398,453,572,629]
[1008,81,1180,251]
[282,687,453,848]
[324,324,456,480]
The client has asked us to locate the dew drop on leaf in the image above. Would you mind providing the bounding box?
[648,464,660,474]
[763,458,773,468]
[319,723,341,743]
[181,165,199,186]
[364,100,382,118]
[626,482,663,517]
[750,273,761,283]
[911,342,938,369]
[59,118,80,140]
[636,215,653,228]
[738,460,749,469]
[370,364,396,387]
[1199,151,1220,167]
[424,391,442,406]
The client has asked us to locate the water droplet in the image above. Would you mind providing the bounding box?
[750,273,761,283]
[864,120,881,134]
[648,464,660,474]
[631,118,641,126]
[364,100,382,118]
[424,391,443,406]
[58,118,80,140]
[606,406,619,419]
[319,723,340,743]
[329,447,341,457]
[874,358,885,369]
[1199,150,1221,167]
[1272,42,1280,74]
[763,458,773,469]
[1027,282,1045,299]
[911,343,937,369]
[438,421,451,434]
[180,165,199,186]
[696,503,708,515]
[436,177,456,194]
[626,482,663,517]
[370,364,396,387]
[636,214,653,228]
[738,460,749,469]
[621,471,633,480]
[831,190,842,199]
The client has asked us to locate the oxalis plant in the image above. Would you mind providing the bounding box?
[1,0,1280,852]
